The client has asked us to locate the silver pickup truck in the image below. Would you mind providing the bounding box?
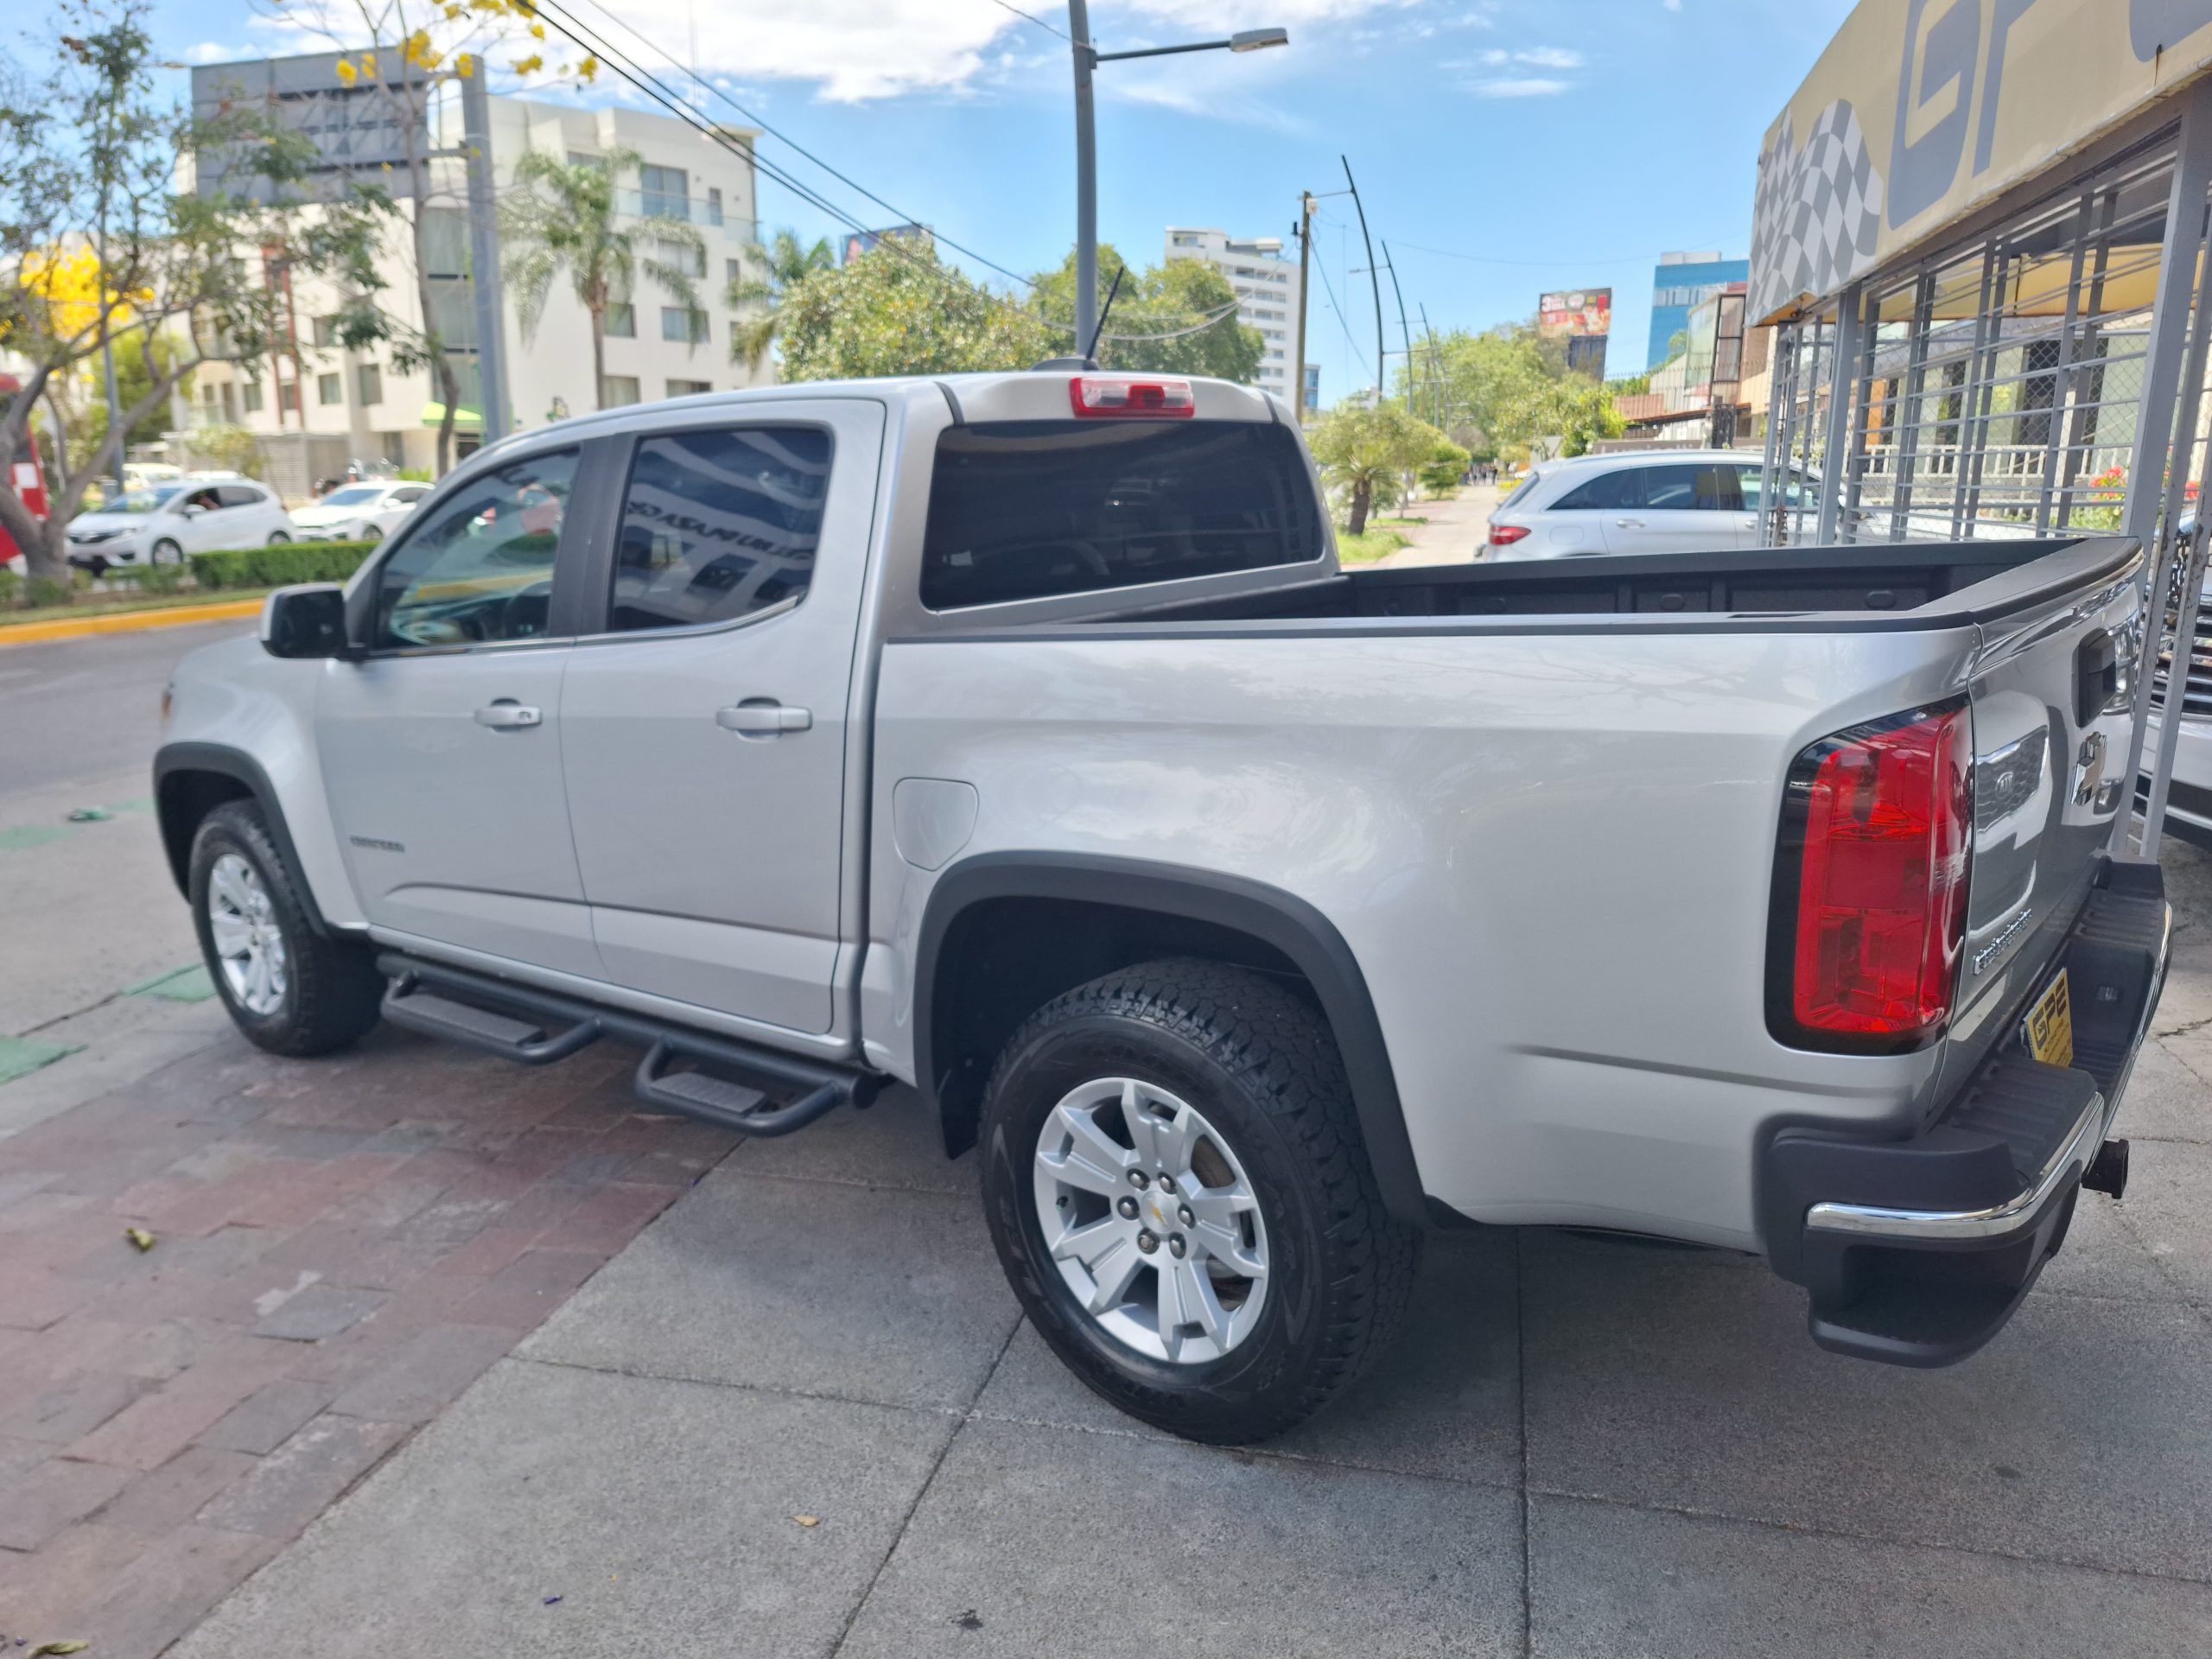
[154,370,2171,1442]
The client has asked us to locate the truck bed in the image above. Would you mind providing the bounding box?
[1096,537,2133,630]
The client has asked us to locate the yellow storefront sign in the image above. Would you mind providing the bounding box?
[1753,0,2212,325]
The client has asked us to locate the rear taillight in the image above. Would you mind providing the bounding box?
[1069,375,1195,418]
[1487,524,1529,546]
[1770,704,1972,1052]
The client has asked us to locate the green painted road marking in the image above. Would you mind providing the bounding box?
[0,797,158,852]
[113,796,157,815]
[126,963,217,1002]
[0,1037,81,1085]
[0,823,72,851]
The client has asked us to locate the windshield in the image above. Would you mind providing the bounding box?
[319,486,384,506]
[103,486,184,514]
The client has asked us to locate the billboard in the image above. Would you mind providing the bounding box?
[840,224,931,264]
[1537,288,1612,338]
[191,52,435,204]
[1752,1,2212,326]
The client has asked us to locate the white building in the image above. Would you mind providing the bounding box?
[1164,228,1306,410]
[181,68,765,495]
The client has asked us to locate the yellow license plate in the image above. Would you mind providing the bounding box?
[2024,969,2075,1069]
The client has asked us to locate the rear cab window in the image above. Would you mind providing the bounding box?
[920,419,1323,610]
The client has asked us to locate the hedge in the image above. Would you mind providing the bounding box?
[187,539,378,592]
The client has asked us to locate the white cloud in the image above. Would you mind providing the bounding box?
[1473,76,1570,97]
[1482,46,1582,68]
[187,41,251,65]
[1664,0,1683,10]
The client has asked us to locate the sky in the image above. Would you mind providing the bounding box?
[152,0,1859,409]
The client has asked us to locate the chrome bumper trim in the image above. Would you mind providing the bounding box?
[1804,1088,2107,1242]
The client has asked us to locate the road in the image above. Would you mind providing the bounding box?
[0,618,254,1033]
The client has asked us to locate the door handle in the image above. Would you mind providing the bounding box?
[474,701,543,729]
[1615,518,1646,529]
[716,701,812,736]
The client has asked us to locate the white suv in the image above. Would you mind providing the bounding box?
[1486,449,1806,559]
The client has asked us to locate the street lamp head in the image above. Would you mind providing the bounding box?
[1230,27,1289,51]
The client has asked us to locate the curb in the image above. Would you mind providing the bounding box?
[0,597,264,648]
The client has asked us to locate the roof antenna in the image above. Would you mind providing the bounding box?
[1085,264,1126,365]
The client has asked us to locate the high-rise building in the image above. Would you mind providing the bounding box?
[1648,251,1750,370]
[1163,228,1303,407]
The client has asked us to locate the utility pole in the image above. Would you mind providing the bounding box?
[1068,0,1099,354]
[1380,238,1414,408]
[1340,156,1382,403]
[1293,191,1313,420]
[461,66,512,442]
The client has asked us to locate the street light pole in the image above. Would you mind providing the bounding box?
[1293,191,1313,420]
[1065,10,1287,358]
[1340,156,1382,403]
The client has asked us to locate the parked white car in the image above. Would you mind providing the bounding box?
[67,476,294,572]
[1486,449,1811,558]
[288,480,430,544]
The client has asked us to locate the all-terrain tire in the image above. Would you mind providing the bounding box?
[979,957,1420,1443]
[189,798,384,1056]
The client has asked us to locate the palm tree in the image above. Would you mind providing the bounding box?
[727,229,835,376]
[501,146,707,411]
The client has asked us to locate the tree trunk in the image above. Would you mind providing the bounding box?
[1347,476,1372,537]
[590,307,606,411]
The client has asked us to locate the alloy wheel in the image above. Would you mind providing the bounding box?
[207,852,289,1015]
[1031,1077,1269,1363]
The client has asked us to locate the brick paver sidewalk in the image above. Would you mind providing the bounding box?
[0,1022,735,1656]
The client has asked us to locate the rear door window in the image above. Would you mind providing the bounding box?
[921,420,1322,610]
[1552,468,1643,512]
[608,426,832,632]
[1640,462,1743,512]
[216,485,264,509]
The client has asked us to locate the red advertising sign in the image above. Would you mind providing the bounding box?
[1537,289,1613,338]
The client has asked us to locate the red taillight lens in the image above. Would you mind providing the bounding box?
[1487,524,1529,545]
[1069,375,1195,418]
[1779,705,1972,1047]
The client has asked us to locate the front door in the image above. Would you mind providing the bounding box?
[316,443,601,978]
[557,402,884,1035]
[1603,461,1748,555]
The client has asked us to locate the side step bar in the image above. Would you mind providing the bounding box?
[378,954,881,1138]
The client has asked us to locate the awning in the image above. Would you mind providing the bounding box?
[418,403,484,429]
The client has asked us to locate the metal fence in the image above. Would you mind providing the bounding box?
[1762,129,2190,548]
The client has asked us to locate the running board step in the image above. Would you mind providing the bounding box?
[381,980,603,1065]
[633,1042,846,1138]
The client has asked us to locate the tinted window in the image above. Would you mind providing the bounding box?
[1552,468,1643,512]
[610,426,830,632]
[922,420,1322,610]
[1640,463,1742,512]
[393,486,428,504]
[216,486,264,509]
[374,448,577,649]
[1738,466,1812,511]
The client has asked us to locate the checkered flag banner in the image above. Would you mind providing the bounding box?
[1751,99,1885,323]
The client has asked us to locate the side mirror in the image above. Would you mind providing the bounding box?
[261,583,353,660]
[181,504,206,518]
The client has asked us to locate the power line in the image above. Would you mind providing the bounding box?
[1310,248,1370,381]
[1391,237,1655,270]
[982,0,1071,42]
[569,0,1040,291]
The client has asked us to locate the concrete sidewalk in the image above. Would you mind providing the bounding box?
[1372,483,1501,569]
[149,853,2212,1658]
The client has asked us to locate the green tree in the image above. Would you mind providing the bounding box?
[1417,436,1471,497]
[1417,321,1627,465]
[1554,379,1626,457]
[1307,401,1446,536]
[0,6,390,588]
[501,146,706,412]
[777,240,1052,381]
[727,228,835,374]
[1029,245,1263,382]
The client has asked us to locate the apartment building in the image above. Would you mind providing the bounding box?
[181,57,764,493]
[1163,227,1306,408]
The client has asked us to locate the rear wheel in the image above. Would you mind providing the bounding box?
[267,531,291,545]
[979,958,1419,1443]
[189,799,384,1056]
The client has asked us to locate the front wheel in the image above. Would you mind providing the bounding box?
[150,538,181,565]
[189,799,384,1056]
[980,959,1419,1443]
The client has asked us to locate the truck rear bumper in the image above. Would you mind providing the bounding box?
[1758,859,2171,1367]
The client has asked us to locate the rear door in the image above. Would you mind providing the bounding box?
[1605,461,1745,555]
[556,400,884,1035]
[217,484,279,545]
[1538,466,1637,555]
